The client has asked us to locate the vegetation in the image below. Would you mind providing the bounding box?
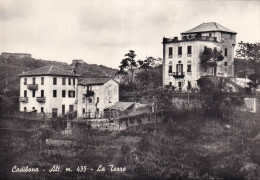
[200,47,224,68]
[236,41,260,84]
[1,109,260,179]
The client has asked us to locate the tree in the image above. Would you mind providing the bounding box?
[236,41,260,83]
[117,50,138,85]
[138,56,162,70]
[200,47,224,70]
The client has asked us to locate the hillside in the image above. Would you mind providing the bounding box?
[1,110,260,179]
[0,56,117,91]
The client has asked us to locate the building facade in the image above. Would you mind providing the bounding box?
[19,65,79,117]
[162,22,237,90]
[19,66,119,119]
[77,78,119,119]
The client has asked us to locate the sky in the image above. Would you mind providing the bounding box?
[0,0,259,69]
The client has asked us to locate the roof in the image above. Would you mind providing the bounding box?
[105,102,135,111]
[18,65,79,77]
[78,78,118,86]
[181,22,237,34]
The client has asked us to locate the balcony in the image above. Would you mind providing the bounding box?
[187,54,192,57]
[83,90,94,97]
[36,97,46,103]
[172,72,185,78]
[19,97,28,103]
[27,84,38,90]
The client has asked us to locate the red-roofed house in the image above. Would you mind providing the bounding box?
[162,22,237,90]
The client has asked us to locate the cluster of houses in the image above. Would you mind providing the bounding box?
[19,22,251,118]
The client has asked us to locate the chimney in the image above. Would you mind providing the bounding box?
[72,68,76,74]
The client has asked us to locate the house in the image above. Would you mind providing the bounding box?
[162,22,237,90]
[104,102,151,119]
[18,65,79,117]
[77,78,119,119]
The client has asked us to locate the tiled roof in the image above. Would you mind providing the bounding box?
[18,65,79,77]
[79,78,118,85]
[181,22,236,34]
[105,102,136,111]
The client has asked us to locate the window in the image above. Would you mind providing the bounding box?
[41,107,44,113]
[41,77,44,85]
[69,105,74,112]
[209,33,212,37]
[169,65,172,73]
[83,108,85,114]
[169,82,172,87]
[69,78,75,85]
[53,90,57,97]
[178,46,182,56]
[176,64,183,72]
[225,48,227,57]
[33,77,36,85]
[62,78,66,85]
[24,90,27,97]
[89,98,92,103]
[32,107,35,110]
[24,78,27,85]
[169,47,173,58]
[62,90,66,97]
[62,105,65,115]
[53,77,57,85]
[97,97,99,103]
[214,47,217,51]
[187,46,192,55]
[41,90,44,97]
[24,107,26,111]
[32,90,35,97]
[187,65,192,72]
[68,90,75,98]
[224,62,228,66]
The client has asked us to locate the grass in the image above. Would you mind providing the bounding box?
[0,111,260,179]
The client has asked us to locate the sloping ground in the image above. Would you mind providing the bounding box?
[1,111,260,179]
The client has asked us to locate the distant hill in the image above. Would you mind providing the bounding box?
[0,56,117,91]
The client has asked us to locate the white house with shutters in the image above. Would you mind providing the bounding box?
[18,65,79,117]
[162,22,237,90]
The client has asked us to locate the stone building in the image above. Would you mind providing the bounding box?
[77,78,119,119]
[18,65,79,117]
[162,22,237,90]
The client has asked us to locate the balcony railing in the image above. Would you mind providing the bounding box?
[187,54,192,57]
[172,72,185,78]
[84,90,95,97]
[163,36,217,43]
[36,97,46,103]
[19,97,28,102]
[27,84,38,90]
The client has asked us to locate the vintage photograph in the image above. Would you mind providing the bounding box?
[0,0,260,179]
